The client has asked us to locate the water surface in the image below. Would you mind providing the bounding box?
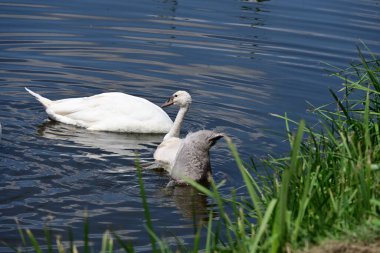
[1,0,379,251]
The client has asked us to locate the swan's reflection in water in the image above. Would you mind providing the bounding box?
[37,121,164,161]
[37,121,217,225]
[161,185,218,225]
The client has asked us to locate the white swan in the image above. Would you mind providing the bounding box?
[167,130,224,186]
[154,91,192,168]
[25,87,179,133]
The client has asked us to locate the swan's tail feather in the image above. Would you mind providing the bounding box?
[25,87,52,108]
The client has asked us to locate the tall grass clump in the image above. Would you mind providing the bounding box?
[189,47,380,252]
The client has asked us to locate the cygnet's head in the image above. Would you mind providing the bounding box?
[161,91,192,108]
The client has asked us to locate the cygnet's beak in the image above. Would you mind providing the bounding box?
[161,96,174,108]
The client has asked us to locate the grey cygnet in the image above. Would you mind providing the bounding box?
[168,130,224,186]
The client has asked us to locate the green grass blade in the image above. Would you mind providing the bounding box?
[56,235,66,253]
[15,219,26,247]
[364,88,371,150]
[205,211,214,253]
[185,179,215,198]
[111,231,135,253]
[271,120,305,253]
[209,179,235,245]
[251,199,277,252]
[101,231,113,253]
[43,226,53,253]
[68,228,74,253]
[145,226,168,253]
[225,136,264,223]
[26,229,42,253]
[290,120,305,169]
[357,46,380,92]
[329,89,351,121]
[192,225,201,253]
[83,212,89,253]
[291,166,319,244]
[136,159,157,252]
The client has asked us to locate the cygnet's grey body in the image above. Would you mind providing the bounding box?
[168,130,224,185]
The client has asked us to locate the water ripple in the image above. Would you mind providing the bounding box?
[1,0,380,251]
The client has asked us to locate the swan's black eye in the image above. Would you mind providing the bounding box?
[174,94,178,97]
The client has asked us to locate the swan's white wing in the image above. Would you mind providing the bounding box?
[46,92,173,133]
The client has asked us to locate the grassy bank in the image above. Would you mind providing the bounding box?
[7,48,380,252]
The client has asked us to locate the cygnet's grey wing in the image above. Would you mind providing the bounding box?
[171,138,211,182]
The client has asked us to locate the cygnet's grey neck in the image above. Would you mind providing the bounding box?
[164,105,189,140]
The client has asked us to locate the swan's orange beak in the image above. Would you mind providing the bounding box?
[161,96,174,108]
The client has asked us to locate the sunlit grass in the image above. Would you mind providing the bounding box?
[6,47,380,252]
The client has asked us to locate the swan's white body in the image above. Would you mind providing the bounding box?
[154,91,192,170]
[25,88,173,133]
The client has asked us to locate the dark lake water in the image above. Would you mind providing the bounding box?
[1,0,379,251]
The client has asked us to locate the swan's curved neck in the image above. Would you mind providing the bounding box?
[164,105,189,140]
